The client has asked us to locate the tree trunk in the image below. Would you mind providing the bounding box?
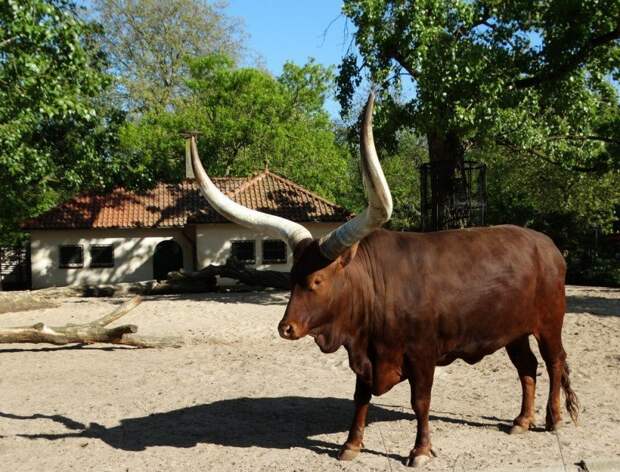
[426,130,465,230]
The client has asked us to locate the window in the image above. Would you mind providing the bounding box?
[262,240,287,264]
[90,245,114,268]
[230,240,255,264]
[59,245,83,268]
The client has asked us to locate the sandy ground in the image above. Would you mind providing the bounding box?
[0,286,618,472]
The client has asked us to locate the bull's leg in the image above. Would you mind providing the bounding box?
[406,362,435,467]
[505,335,538,433]
[338,376,371,461]
[536,331,567,431]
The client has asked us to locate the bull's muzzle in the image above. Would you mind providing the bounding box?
[278,320,300,340]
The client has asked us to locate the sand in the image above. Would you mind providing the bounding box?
[0,286,618,471]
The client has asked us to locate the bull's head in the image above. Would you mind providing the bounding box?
[189,92,392,353]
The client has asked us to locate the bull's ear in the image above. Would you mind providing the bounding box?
[337,242,359,268]
[292,237,314,263]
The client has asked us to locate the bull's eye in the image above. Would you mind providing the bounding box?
[304,276,323,291]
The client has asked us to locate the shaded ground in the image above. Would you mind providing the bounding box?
[0,286,618,471]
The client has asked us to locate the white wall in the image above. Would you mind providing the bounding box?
[30,228,194,289]
[30,222,342,288]
[195,222,341,272]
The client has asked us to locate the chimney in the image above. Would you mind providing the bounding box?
[185,137,195,179]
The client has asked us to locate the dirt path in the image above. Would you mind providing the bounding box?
[0,286,618,471]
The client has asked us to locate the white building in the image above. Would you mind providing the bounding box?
[22,171,348,289]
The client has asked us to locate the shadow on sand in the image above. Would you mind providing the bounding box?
[566,294,620,317]
[142,290,290,306]
[2,396,519,461]
[3,397,409,459]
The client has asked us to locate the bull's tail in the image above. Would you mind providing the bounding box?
[561,361,579,425]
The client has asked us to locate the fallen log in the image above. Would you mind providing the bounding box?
[0,296,182,348]
[163,256,291,291]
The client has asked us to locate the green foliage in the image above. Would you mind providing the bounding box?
[340,0,619,156]
[380,132,426,230]
[339,0,620,168]
[93,0,244,113]
[339,0,620,283]
[0,0,123,244]
[480,148,620,233]
[118,56,353,204]
[569,253,620,287]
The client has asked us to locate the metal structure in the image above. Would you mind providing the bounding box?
[0,245,31,291]
[420,160,487,231]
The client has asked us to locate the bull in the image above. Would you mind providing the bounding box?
[188,92,579,467]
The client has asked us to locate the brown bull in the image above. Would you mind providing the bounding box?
[188,92,579,467]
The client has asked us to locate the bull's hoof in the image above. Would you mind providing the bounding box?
[509,424,529,434]
[406,453,432,468]
[337,444,361,461]
[510,416,535,434]
[545,407,562,431]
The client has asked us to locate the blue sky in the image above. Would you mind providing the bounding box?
[226,1,349,73]
[225,1,351,116]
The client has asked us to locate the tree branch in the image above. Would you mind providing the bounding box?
[385,48,418,79]
[0,296,182,348]
[453,6,491,40]
[0,37,17,49]
[90,295,143,327]
[496,139,606,173]
[515,24,620,89]
[548,135,620,146]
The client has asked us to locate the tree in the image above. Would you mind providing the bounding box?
[338,0,620,230]
[92,0,244,113]
[0,0,123,244]
[119,56,354,205]
[379,131,427,230]
[480,144,620,285]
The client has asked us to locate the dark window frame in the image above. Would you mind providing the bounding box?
[230,240,256,264]
[262,239,287,264]
[59,245,84,269]
[90,244,115,268]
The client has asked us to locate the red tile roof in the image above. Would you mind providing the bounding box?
[22,171,350,230]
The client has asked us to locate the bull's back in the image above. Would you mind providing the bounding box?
[370,225,565,363]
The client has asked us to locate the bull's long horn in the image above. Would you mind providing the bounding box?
[319,91,392,260]
[189,136,312,250]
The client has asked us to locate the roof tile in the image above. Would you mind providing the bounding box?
[22,171,349,230]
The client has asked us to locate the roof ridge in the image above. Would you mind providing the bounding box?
[182,175,248,199]
[226,171,268,198]
[262,170,343,209]
[181,176,245,182]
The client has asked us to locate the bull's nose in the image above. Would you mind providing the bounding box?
[278,321,296,340]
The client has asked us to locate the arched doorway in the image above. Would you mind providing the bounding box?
[153,240,183,281]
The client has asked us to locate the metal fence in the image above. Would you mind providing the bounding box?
[0,245,31,291]
[420,160,487,231]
